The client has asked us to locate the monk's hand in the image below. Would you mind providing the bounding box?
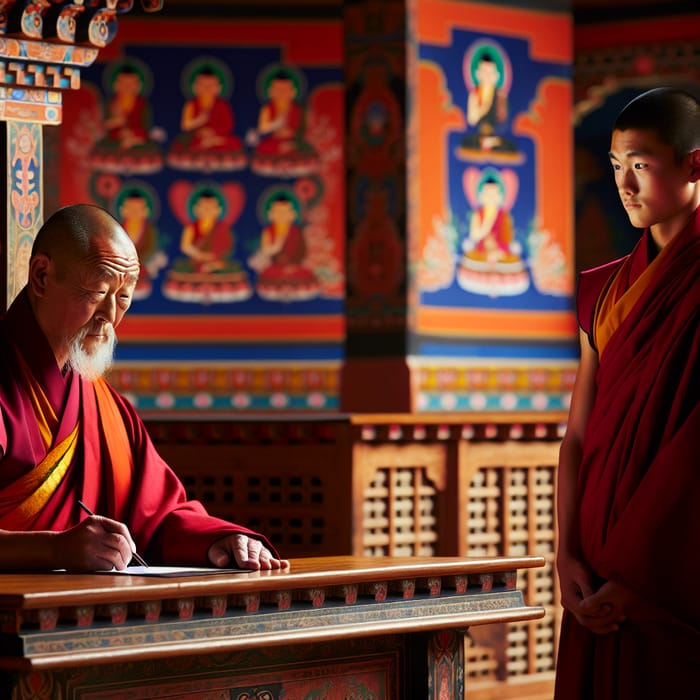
[60,515,137,572]
[208,534,289,571]
[578,580,635,634]
[556,554,597,625]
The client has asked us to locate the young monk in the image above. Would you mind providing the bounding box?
[0,204,288,573]
[555,87,699,698]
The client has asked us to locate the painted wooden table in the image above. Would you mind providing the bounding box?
[0,555,545,699]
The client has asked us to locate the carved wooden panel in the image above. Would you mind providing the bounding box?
[352,442,449,557]
[461,441,560,699]
[148,418,352,557]
[362,466,439,556]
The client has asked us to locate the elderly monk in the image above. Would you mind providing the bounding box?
[555,87,700,699]
[0,204,288,572]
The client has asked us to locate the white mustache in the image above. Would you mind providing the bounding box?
[66,324,117,380]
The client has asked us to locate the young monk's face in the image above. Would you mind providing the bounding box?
[609,127,696,232]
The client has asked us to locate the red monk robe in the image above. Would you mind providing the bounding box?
[0,290,276,566]
[555,207,700,699]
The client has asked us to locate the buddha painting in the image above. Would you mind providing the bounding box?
[90,59,164,175]
[247,65,319,178]
[456,41,523,165]
[162,181,252,304]
[167,57,247,173]
[247,187,319,302]
[457,167,529,297]
[115,183,166,300]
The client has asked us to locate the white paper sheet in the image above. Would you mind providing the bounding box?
[98,565,249,577]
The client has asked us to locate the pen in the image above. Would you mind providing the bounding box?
[77,500,149,568]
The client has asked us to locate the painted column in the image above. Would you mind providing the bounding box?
[0,0,163,311]
[343,0,578,414]
[342,0,412,411]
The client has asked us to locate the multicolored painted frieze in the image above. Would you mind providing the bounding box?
[108,361,341,412]
[411,360,576,412]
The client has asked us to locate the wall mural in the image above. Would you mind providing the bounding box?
[57,19,344,411]
[409,0,577,412]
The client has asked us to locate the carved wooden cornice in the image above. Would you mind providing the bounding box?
[0,1,163,46]
[0,1,164,123]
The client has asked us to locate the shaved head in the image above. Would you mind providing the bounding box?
[31,204,136,280]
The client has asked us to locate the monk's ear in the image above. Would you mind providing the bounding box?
[688,148,700,183]
[28,254,51,297]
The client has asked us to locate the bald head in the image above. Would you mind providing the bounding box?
[31,204,136,279]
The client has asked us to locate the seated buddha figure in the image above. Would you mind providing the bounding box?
[167,62,246,173]
[247,189,319,302]
[457,171,529,297]
[162,183,252,304]
[90,61,164,175]
[247,66,319,179]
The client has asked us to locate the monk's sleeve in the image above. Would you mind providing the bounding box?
[115,394,278,566]
[576,257,625,346]
[599,402,700,629]
[0,406,6,457]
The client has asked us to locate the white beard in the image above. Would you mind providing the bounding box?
[65,325,117,381]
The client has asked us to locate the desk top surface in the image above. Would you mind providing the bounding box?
[0,555,543,609]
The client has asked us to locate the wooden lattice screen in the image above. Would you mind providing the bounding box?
[362,466,439,556]
[354,437,560,700]
[461,442,560,700]
[353,442,449,557]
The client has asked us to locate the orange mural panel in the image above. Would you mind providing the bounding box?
[410,0,575,362]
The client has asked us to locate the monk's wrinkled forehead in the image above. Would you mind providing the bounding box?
[78,243,140,288]
[79,229,139,273]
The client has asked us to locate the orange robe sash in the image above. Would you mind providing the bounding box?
[593,232,678,357]
[92,377,134,519]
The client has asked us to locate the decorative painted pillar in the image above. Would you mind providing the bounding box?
[342,0,412,411]
[343,0,578,414]
[0,0,163,311]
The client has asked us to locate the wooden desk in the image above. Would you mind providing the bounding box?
[0,555,545,699]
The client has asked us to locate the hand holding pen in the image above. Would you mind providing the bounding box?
[78,501,148,567]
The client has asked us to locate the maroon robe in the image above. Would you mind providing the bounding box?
[0,290,276,565]
[555,208,700,698]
